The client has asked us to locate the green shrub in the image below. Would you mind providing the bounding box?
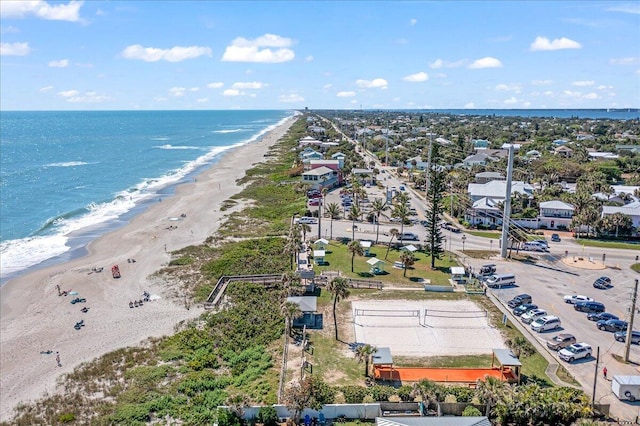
[257,406,279,426]
[58,413,75,423]
[108,403,151,425]
[462,405,482,416]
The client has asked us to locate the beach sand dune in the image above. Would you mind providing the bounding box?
[0,117,296,421]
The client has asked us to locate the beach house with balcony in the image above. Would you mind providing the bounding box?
[302,166,338,191]
[602,202,640,229]
[538,200,575,230]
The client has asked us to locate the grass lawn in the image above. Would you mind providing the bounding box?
[465,230,501,239]
[632,263,640,273]
[569,239,640,250]
[311,241,458,285]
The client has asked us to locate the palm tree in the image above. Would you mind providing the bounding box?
[370,198,388,244]
[281,271,303,298]
[355,344,377,377]
[385,228,399,260]
[299,223,312,243]
[285,230,301,270]
[348,204,362,240]
[347,240,364,272]
[281,301,301,337]
[327,277,350,340]
[475,375,509,417]
[391,203,410,239]
[325,202,341,240]
[399,251,415,277]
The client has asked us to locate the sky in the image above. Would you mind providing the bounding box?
[1,1,639,111]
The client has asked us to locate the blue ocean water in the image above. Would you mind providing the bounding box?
[0,110,295,282]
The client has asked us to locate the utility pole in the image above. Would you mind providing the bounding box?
[500,145,515,259]
[425,131,433,202]
[592,346,600,406]
[385,122,389,166]
[625,279,639,362]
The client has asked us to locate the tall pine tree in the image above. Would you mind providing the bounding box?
[424,144,446,269]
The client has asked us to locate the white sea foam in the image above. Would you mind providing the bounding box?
[154,144,203,150]
[150,137,171,141]
[213,129,244,134]
[45,161,93,167]
[0,235,69,278]
[1,112,297,281]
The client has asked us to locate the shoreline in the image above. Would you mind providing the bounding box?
[0,115,297,421]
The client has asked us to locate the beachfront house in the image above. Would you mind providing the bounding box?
[405,156,429,171]
[538,200,575,230]
[331,152,346,168]
[352,168,376,185]
[601,202,640,230]
[475,171,505,184]
[302,166,338,191]
[554,146,573,158]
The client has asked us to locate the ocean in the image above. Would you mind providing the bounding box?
[0,110,295,283]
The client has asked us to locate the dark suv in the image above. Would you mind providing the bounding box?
[614,330,640,344]
[508,294,532,308]
[574,301,605,313]
[597,319,628,332]
[593,276,612,289]
[513,303,538,316]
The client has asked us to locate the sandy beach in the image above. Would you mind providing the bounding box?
[0,116,296,421]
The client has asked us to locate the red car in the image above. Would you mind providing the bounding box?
[308,199,320,206]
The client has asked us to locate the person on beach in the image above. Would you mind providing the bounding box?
[56,284,61,296]
[603,366,608,379]
[55,352,61,367]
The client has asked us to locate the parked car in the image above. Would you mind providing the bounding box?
[296,216,317,225]
[587,312,619,322]
[551,233,561,242]
[547,333,576,351]
[559,343,592,363]
[513,303,538,317]
[564,294,594,304]
[614,330,640,344]
[531,315,561,332]
[574,301,605,313]
[532,239,549,248]
[508,293,532,308]
[597,319,628,332]
[308,199,320,206]
[521,309,547,324]
[479,264,497,277]
[593,276,612,289]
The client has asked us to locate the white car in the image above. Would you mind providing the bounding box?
[521,308,547,324]
[563,294,594,304]
[558,343,592,363]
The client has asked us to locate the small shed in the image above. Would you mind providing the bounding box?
[491,348,522,384]
[450,266,466,283]
[401,244,418,253]
[314,238,329,250]
[313,250,326,265]
[372,347,394,381]
[360,240,372,256]
[366,257,385,274]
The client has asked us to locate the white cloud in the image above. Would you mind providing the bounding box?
[305,55,314,62]
[0,0,83,22]
[468,57,503,69]
[609,57,639,65]
[544,90,554,96]
[223,89,242,96]
[222,33,295,63]
[121,44,212,62]
[0,42,30,56]
[207,82,224,89]
[464,102,475,108]
[1,25,20,34]
[58,89,79,97]
[189,87,199,92]
[196,98,209,103]
[323,83,333,89]
[402,72,428,82]
[66,92,112,103]
[336,91,356,97]
[504,97,519,105]
[435,73,447,78]
[153,97,168,102]
[40,85,54,92]
[429,58,466,69]
[606,4,640,14]
[409,18,417,26]
[563,90,582,97]
[583,92,599,99]
[531,79,553,86]
[231,81,264,89]
[530,36,582,51]
[571,80,594,87]
[495,83,522,93]
[170,87,186,97]
[279,93,304,103]
[48,59,69,68]
[356,78,388,88]
[597,85,613,90]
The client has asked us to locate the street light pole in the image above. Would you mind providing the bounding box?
[624,279,639,362]
[461,234,467,252]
